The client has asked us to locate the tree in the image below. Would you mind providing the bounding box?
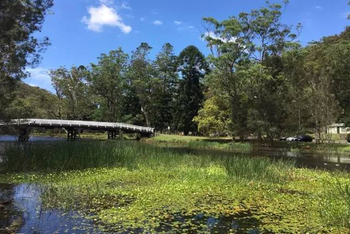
[0,0,53,119]
[193,95,231,137]
[174,45,208,135]
[89,48,129,122]
[152,43,178,131]
[304,44,340,143]
[202,1,300,141]
[281,47,312,135]
[321,28,350,127]
[6,82,58,119]
[129,43,157,127]
[50,66,96,120]
[281,41,341,143]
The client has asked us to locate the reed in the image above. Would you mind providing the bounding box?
[0,141,292,184]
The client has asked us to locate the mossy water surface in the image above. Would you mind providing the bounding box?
[1,141,350,233]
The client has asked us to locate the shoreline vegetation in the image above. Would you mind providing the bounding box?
[29,132,350,154]
[1,140,350,233]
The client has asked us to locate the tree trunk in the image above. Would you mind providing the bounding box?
[141,106,150,127]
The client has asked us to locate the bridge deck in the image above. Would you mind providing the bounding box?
[2,119,154,134]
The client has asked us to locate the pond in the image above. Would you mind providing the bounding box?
[0,183,104,234]
[0,135,65,142]
[172,146,350,172]
[0,136,350,233]
[0,183,263,234]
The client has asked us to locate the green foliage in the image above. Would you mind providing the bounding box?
[320,178,350,228]
[0,0,53,119]
[173,46,209,135]
[200,1,350,140]
[128,43,158,127]
[202,1,299,141]
[89,48,129,122]
[50,66,96,120]
[320,28,350,127]
[193,96,231,136]
[5,82,58,119]
[152,43,178,131]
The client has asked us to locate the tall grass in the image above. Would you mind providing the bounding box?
[223,156,294,183]
[320,178,350,228]
[187,141,251,152]
[0,141,294,183]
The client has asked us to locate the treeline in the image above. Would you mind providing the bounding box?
[47,1,350,141]
[195,1,350,142]
[49,43,208,135]
[1,0,350,141]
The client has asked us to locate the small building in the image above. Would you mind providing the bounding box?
[326,123,350,134]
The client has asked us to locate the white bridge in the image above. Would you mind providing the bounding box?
[1,119,155,141]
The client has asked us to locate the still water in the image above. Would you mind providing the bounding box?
[0,183,104,234]
[0,135,65,142]
[1,135,350,233]
[0,183,260,234]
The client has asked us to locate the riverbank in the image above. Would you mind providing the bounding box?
[147,134,350,153]
[28,132,350,154]
[0,141,349,233]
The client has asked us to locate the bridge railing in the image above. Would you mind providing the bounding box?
[4,119,154,133]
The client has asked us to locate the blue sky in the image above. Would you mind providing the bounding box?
[26,0,350,92]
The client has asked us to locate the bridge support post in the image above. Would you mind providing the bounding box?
[67,128,78,141]
[107,130,119,140]
[18,128,31,141]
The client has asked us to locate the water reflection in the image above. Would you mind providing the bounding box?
[0,183,104,234]
[0,135,65,142]
[164,146,350,172]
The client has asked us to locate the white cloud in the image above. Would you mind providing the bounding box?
[140,17,145,21]
[27,67,50,81]
[152,20,163,26]
[121,2,132,10]
[176,22,195,32]
[99,0,114,5]
[82,4,132,33]
[315,6,323,10]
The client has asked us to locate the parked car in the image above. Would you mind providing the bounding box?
[286,136,298,141]
[297,135,313,142]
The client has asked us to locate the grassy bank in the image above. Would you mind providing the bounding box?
[147,134,252,153]
[1,141,350,233]
[149,134,350,153]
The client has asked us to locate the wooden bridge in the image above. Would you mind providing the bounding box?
[0,119,155,141]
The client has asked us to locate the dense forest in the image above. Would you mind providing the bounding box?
[1,0,350,141]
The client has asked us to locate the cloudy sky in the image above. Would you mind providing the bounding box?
[26,0,350,92]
